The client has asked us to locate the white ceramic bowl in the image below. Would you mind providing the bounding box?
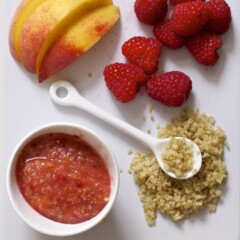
[6,122,119,236]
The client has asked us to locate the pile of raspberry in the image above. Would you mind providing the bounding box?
[103,0,231,107]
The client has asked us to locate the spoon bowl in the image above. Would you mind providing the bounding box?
[151,137,201,179]
[49,80,202,179]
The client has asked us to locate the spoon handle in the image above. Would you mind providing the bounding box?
[50,80,158,148]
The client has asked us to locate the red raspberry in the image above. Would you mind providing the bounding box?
[170,0,210,36]
[153,20,184,49]
[122,36,162,75]
[146,71,192,107]
[169,0,205,5]
[103,63,147,103]
[185,32,222,65]
[204,0,231,35]
[134,0,168,25]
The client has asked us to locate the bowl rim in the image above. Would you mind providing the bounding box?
[6,122,119,236]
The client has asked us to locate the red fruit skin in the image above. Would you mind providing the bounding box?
[170,0,205,5]
[122,36,162,75]
[170,0,210,36]
[134,0,168,25]
[204,0,231,35]
[146,71,192,107]
[153,19,184,49]
[185,32,222,65]
[103,63,147,103]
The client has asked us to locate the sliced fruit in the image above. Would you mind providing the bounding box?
[38,5,120,82]
[19,0,112,73]
[9,0,45,60]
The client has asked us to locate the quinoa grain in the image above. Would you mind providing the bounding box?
[161,138,194,178]
[130,109,227,224]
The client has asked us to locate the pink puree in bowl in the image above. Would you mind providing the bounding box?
[16,133,111,224]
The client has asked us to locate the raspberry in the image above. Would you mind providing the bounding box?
[134,0,168,25]
[169,0,205,5]
[146,71,192,107]
[122,36,162,75]
[170,0,210,36]
[153,20,184,49]
[185,32,222,65]
[103,63,147,103]
[204,0,231,35]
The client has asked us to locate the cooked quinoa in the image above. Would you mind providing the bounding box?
[130,109,227,224]
[161,138,194,178]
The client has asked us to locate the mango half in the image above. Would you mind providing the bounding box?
[9,0,120,82]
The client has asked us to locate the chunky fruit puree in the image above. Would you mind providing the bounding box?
[16,133,111,224]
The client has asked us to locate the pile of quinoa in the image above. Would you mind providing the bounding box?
[130,109,227,224]
[161,138,194,178]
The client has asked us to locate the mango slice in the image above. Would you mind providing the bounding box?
[38,5,120,82]
[9,0,45,60]
[19,0,112,73]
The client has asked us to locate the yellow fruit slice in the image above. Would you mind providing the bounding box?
[38,5,120,82]
[19,0,112,73]
[9,0,45,60]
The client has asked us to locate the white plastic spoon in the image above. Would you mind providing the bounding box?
[49,80,202,179]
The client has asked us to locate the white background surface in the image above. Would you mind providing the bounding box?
[1,0,240,239]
